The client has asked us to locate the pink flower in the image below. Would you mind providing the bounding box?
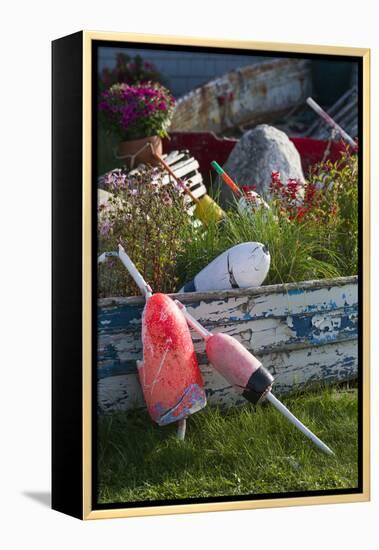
[99,82,176,139]
[162,193,173,206]
[99,220,113,237]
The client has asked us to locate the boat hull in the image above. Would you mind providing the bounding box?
[98,276,358,413]
[169,58,312,134]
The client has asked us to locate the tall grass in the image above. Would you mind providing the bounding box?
[177,154,358,289]
[98,153,358,295]
[309,152,358,276]
[176,205,343,289]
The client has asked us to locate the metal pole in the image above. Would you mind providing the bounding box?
[97,251,118,264]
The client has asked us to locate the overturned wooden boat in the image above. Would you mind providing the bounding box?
[98,276,358,413]
[169,58,312,134]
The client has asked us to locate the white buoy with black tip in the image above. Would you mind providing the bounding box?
[179,242,270,293]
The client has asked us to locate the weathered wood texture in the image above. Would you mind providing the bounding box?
[98,276,358,413]
[169,58,312,134]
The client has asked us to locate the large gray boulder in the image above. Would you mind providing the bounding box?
[219,124,305,205]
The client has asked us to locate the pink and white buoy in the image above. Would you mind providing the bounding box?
[176,301,334,455]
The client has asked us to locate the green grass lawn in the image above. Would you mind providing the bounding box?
[97,387,358,504]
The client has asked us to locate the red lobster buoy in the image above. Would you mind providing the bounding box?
[98,245,206,439]
[138,292,206,427]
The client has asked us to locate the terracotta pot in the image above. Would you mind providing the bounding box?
[117,135,162,169]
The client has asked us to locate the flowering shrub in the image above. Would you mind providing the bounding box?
[178,152,358,289]
[99,82,176,140]
[99,53,165,91]
[271,153,357,221]
[270,152,358,275]
[270,173,305,220]
[98,166,191,297]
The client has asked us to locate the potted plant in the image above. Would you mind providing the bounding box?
[99,82,176,169]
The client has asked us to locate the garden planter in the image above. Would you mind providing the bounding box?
[117,135,162,169]
[98,276,358,413]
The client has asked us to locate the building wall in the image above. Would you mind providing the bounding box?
[98,46,273,97]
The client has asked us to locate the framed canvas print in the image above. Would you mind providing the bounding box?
[52,31,370,520]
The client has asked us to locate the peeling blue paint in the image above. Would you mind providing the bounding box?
[98,303,144,333]
[287,309,357,345]
[98,360,137,379]
[98,306,358,379]
[98,280,359,410]
[98,291,358,331]
[287,288,305,296]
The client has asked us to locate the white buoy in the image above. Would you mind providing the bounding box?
[180,242,270,292]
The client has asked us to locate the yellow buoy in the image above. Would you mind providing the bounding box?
[194,194,226,225]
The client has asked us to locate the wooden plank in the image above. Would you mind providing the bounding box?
[97,304,357,378]
[167,159,200,180]
[98,339,357,413]
[168,155,198,171]
[128,153,198,178]
[160,171,203,189]
[98,277,357,332]
[187,183,207,199]
[164,150,188,165]
[97,277,358,412]
[99,276,357,308]
[186,172,203,187]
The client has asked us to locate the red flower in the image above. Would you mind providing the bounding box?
[241,185,257,193]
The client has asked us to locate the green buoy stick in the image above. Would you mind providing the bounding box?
[211,161,242,196]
